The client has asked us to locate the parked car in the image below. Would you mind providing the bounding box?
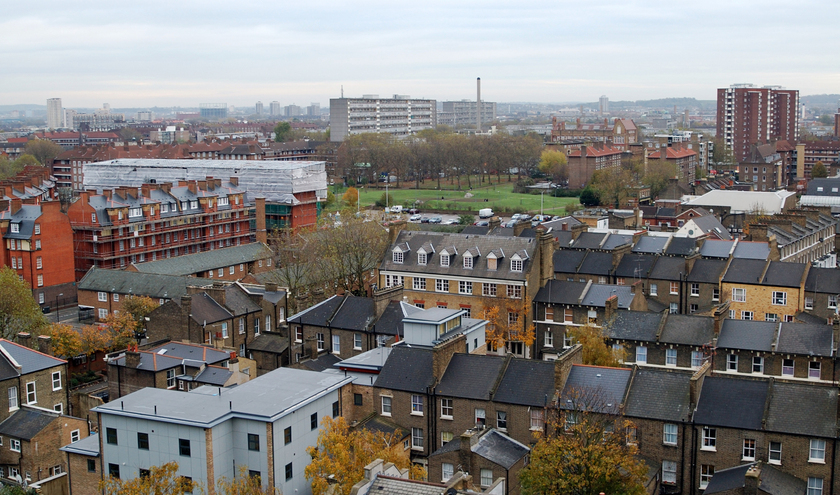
[442,218,459,225]
[389,205,403,214]
[409,214,422,222]
[474,220,489,227]
[504,220,517,228]
[408,208,420,214]
[420,216,431,223]
[511,213,522,221]
[519,214,532,222]
[429,216,442,224]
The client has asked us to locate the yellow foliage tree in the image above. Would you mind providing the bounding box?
[120,295,159,339]
[46,323,82,358]
[305,416,425,495]
[216,465,281,494]
[567,324,625,367]
[519,388,647,495]
[100,461,194,495]
[342,186,359,207]
[483,293,535,353]
[102,312,138,351]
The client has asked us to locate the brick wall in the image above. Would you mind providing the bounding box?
[67,452,100,495]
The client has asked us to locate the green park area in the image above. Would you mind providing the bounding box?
[331,181,580,216]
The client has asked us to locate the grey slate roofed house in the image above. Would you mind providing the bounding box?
[614,253,657,280]
[553,249,587,275]
[435,354,506,401]
[570,232,608,250]
[493,359,556,407]
[558,364,632,414]
[129,242,274,276]
[658,314,715,346]
[632,236,670,254]
[762,261,807,288]
[664,237,699,256]
[686,258,728,284]
[78,267,215,300]
[732,241,771,260]
[624,368,693,422]
[704,463,806,495]
[576,251,614,276]
[693,376,768,429]
[722,258,768,285]
[648,256,688,282]
[374,346,435,394]
[716,320,778,352]
[700,239,736,259]
[604,311,663,342]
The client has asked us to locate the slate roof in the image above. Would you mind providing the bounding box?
[614,253,657,279]
[570,232,607,249]
[436,354,505,400]
[553,249,587,274]
[0,355,19,381]
[331,296,377,331]
[732,241,771,260]
[686,258,728,284]
[776,323,834,356]
[533,280,588,305]
[576,251,614,276]
[601,233,633,250]
[624,368,692,422]
[189,293,233,325]
[0,408,56,440]
[375,346,435,394]
[130,243,273,275]
[749,464,807,495]
[287,295,343,326]
[694,376,768,429]
[2,205,42,240]
[605,312,662,342]
[580,284,633,309]
[700,239,735,258]
[806,178,840,196]
[558,365,632,414]
[366,476,446,495]
[703,464,752,495]
[380,231,537,281]
[631,236,669,254]
[648,256,687,281]
[193,366,232,386]
[60,432,100,457]
[78,267,214,300]
[146,342,231,364]
[0,340,65,374]
[664,237,698,256]
[471,429,530,469]
[356,415,409,439]
[302,353,341,372]
[375,302,422,337]
[112,351,183,371]
[687,215,732,240]
[493,359,555,407]
[805,267,840,294]
[722,258,767,284]
[762,261,807,288]
[659,314,715,346]
[765,381,838,438]
[717,320,778,352]
[224,285,262,316]
[246,333,289,354]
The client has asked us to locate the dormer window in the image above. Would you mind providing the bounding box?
[129,208,142,217]
[190,200,199,209]
[180,201,188,210]
[511,259,523,272]
[440,254,450,267]
[393,251,404,264]
[418,252,427,265]
[463,255,473,269]
[118,210,123,220]
[161,204,169,213]
[10,223,19,234]
[218,197,229,206]
[488,257,497,270]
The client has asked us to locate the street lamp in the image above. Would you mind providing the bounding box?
[55,293,63,323]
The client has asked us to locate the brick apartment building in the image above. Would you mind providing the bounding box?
[647,143,698,185]
[550,117,638,151]
[716,84,799,163]
[0,336,69,419]
[0,198,76,306]
[565,143,625,189]
[66,178,251,280]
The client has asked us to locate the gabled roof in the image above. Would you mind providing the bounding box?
[375,346,434,394]
[762,261,807,288]
[570,232,607,249]
[130,243,273,276]
[287,295,343,326]
[78,268,214,300]
[0,407,58,440]
[193,366,232,386]
[533,280,588,305]
[663,237,698,256]
[700,239,736,258]
[659,314,715,346]
[605,312,663,342]
[601,233,633,250]
[576,251,613,276]
[631,236,668,254]
[0,340,65,374]
[112,350,183,371]
[302,353,341,372]
[685,215,732,240]
[223,285,262,316]
[553,249,587,274]
[776,322,834,357]
[705,463,806,495]
[686,258,727,284]
[581,284,633,309]
[189,293,233,325]
[146,342,231,365]
[717,320,777,352]
[366,476,447,495]
[805,267,840,294]
[558,365,632,414]
[732,241,771,260]
[470,429,530,469]
[694,376,768,429]
[493,359,555,407]
[722,258,768,284]
[765,381,838,438]
[246,333,289,354]
[624,368,692,422]
[614,253,657,279]
[649,256,687,281]
[436,354,506,400]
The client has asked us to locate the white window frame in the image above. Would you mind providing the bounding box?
[691,351,704,368]
[458,280,472,295]
[435,279,449,292]
[701,427,716,451]
[70,430,80,443]
[732,287,746,302]
[810,439,826,463]
[332,335,341,354]
[805,297,814,310]
[769,441,782,464]
[8,386,17,411]
[809,478,823,495]
[441,398,453,419]
[392,251,404,264]
[663,423,677,445]
[511,259,523,272]
[354,333,362,350]
[411,427,423,450]
[782,359,794,376]
[662,460,677,485]
[700,465,714,489]
[440,254,450,267]
[10,439,20,452]
[752,356,764,374]
[441,463,454,482]
[743,438,756,461]
[381,396,392,416]
[650,284,657,296]
[636,345,647,363]
[772,291,787,306]
[463,255,473,269]
[413,277,426,290]
[482,283,496,297]
[690,283,699,296]
[51,372,61,391]
[98,292,107,302]
[417,252,427,265]
[316,333,325,351]
[809,361,821,380]
[666,348,677,367]
[25,382,36,405]
[480,468,493,487]
[411,395,423,416]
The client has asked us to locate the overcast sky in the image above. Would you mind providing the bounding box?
[2,0,838,108]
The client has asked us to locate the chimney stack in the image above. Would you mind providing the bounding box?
[37,335,52,356]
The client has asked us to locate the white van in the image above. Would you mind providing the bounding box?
[478,208,494,218]
[389,205,403,213]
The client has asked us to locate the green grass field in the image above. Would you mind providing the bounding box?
[333,182,579,216]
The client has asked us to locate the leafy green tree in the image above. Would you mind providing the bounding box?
[818,114,833,125]
[119,127,143,142]
[0,155,23,180]
[458,214,474,225]
[273,122,292,142]
[25,139,63,165]
[811,161,828,179]
[519,388,647,495]
[13,154,39,168]
[579,187,599,207]
[0,267,48,339]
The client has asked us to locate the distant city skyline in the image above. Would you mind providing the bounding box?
[3,0,838,108]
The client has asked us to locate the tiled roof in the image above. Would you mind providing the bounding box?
[722,258,767,284]
[614,253,657,279]
[605,312,662,342]
[189,293,233,325]
[570,232,607,250]
[493,359,555,407]
[649,256,687,281]
[700,239,735,258]
[130,243,273,276]
[533,280,587,305]
[631,236,668,254]
[776,322,834,357]
[663,237,698,256]
[686,258,727,284]
[193,366,232,386]
[659,314,714,346]
[471,429,530,469]
[374,346,434,394]
[762,261,806,288]
[436,354,506,400]
[246,333,289,354]
[732,241,771,260]
[146,342,231,364]
[0,340,65,374]
[553,249,587,274]
[805,267,840,294]
[576,251,613,276]
[558,365,632,414]
[625,368,692,422]
[766,381,838,438]
[0,408,57,440]
[717,320,777,352]
[694,376,768,429]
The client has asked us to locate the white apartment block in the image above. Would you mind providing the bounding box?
[47,98,63,129]
[330,95,436,142]
[438,100,497,128]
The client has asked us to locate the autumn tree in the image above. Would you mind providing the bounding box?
[46,323,82,358]
[812,160,828,179]
[100,461,194,495]
[217,465,281,494]
[519,387,647,495]
[539,149,568,183]
[25,139,63,165]
[269,227,320,314]
[273,121,292,142]
[120,295,159,338]
[311,215,388,296]
[567,324,624,367]
[643,158,677,199]
[483,293,536,355]
[102,311,140,350]
[79,325,111,369]
[305,416,424,495]
[590,167,634,208]
[342,186,359,208]
[0,267,49,339]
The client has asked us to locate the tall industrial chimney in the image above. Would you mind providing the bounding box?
[477,77,481,133]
